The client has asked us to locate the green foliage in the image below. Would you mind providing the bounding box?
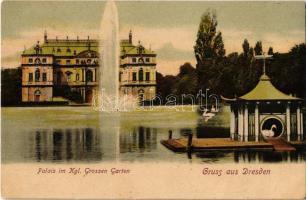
[194,40,305,98]
[192,11,305,99]
[268,44,306,98]
[1,68,22,106]
[194,10,225,92]
[172,63,197,97]
[254,41,263,55]
[268,47,274,55]
[156,63,197,104]
[242,39,250,57]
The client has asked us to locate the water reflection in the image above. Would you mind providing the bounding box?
[120,127,157,153]
[234,150,305,163]
[29,126,159,162]
[2,106,305,163]
[32,128,103,162]
[194,150,306,163]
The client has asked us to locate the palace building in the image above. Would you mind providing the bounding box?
[21,31,157,103]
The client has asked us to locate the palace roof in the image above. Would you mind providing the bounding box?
[238,74,300,101]
[22,38,155,57]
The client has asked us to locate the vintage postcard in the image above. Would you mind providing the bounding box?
[1,0,305,199]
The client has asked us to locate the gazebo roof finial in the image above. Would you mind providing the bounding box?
[254,52,273,75]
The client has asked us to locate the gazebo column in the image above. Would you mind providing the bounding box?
[297,106,301,135]
[230,106,236,140]
[244,105,249,141]
[82,68,85,82]
[255,104,259,142]
[286,103,291,141]
[238,106,244,141]
[301,112,304,135]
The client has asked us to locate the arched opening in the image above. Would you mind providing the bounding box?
[76,73,80,81]
[35,58,41,64]
[139,68,143,82]
[138,57,144,63]
[85,90,93,103]
[34,90,41,102]
[261,117,284,138]
[86,70,93,82]
[57,71,63,84]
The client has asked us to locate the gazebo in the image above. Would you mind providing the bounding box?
[225,59,304,142]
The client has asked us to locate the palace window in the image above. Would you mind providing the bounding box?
[66,60,71,65]
[42,58,47,63]
[42,73,47,82]
[35,69,40,81]
[139,68,144,81]
[65,71,72,82]
[76,59,79,64]
[28,73,33,82]
[138,89,144,103]
[29,58,33,63]
[76,73,80,81]
[132,72,137,81]
[67,48,71,53]
[86,70,93,82]
[119,72,123,82]
[57,71,62,84]
[57,48,61,52]
[145,58,150,62]
[145,72,150,81]
[132,58,136,63]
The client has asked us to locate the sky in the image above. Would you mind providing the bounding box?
[1,1,305,75]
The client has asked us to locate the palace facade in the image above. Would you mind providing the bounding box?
[21,31,156,103]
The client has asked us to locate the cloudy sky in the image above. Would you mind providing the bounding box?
[2,1,305,75]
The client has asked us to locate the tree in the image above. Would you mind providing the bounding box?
[242,39,250,57]
[288,44,306,98]
[1,67,22,106]
[156,72,177,102]
[172,63,197,99]
[194,10,225,92]
[177,62,196,78]
[268,47,274,55]
[254,41,263,55]
[248,47,254,58]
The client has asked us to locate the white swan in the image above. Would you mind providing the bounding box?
[202,110,215,122]
[262,124,277,137]
[211,105,218,113]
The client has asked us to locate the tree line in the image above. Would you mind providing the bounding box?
[156,10,305,103]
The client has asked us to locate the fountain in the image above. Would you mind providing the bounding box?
[94,0,120,112]
[93,0,137,112]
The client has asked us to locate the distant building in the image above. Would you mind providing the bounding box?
[21,31,156,103]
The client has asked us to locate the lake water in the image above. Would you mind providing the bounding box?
[2,106,305,163]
